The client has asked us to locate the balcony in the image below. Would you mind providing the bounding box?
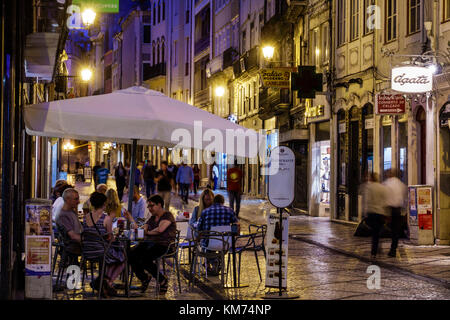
[258,88,291,120]
[195,37,210,56]
[194,87,211,107]
[206,47,239,78]
[144,62,166,81]
[261,0,307,43]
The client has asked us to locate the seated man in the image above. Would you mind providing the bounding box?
[82,183,108,212]
[55,188,82,256]
[195,194,238,274]
[128,195,177,294]
[131,185,146,223]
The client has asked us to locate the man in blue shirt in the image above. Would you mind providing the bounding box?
[96,162,110,185]
[196,194,238,275]
[131,185,146,222]
[176,162,194,204]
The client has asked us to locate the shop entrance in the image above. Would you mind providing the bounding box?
[289,140,309,210]
[348,107,360,221]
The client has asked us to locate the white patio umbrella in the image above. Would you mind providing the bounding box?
[24,86,263,212]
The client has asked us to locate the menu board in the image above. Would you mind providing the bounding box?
[265,211,289,289]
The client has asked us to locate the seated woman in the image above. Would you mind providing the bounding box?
[128,194,177,293]
[189,188,214,232]
[105,188,126,220]
[82,192,126,297]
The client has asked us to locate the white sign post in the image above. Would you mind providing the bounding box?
[263,146,298,299]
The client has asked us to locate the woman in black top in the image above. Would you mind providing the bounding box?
[128,194,177,293]
[115,162,127,202]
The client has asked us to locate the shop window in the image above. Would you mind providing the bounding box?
[398,114,408,184]
[416,106,426,184]
[362,103,374,180]
[382,115,392,180]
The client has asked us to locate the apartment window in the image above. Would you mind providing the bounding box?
[322,23,329,65]
[242,31,246,54]
[158,1,161,23]
[186,9,190,24]
[364,0,375,34]
[338,0,347,46]
[311,28,319,67]
[408,0,420,34]
[143,25,151,43]
[350,0,359,41]
[385,0,397,42]
[143,63,151,81]
[153,4,156,25]
[163,1,165,21]
[185,37,190,76]
[152,42,156,65]
[445,0,450,21]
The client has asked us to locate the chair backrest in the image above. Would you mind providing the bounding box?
[177,221,189,239]
[163,230,181,257]
[206,226,232,251]
[248,224,267,249]
[81,231,108,260]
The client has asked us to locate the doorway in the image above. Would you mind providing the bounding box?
[416,106,426,184]
[348,107,360,221]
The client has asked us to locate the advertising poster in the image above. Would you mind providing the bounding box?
[419,212,433,230]
[416,187,433,231]
[265,211,289,289]
[417,188,432,207]
[25,236,52,276]
[409,187,417,224]
[25,203,52,236]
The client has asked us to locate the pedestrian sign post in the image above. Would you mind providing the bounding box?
[263,146,298,300]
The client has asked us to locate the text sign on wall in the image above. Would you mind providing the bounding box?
[376,94,406,115]
[391,66,433,93]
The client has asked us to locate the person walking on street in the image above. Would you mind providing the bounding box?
[143,160,156,199]
[193,164,200,195]
[96,162,110,186]
[362,173,390,259]
[155,161,175,211]
[93,162,101,188]
[115,162,127,202]
[134,163,142,189]
[383,169,407,258]
[227,159,243,218]
[176,162,194,204]
[212,162,219,191]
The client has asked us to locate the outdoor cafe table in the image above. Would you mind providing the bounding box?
[222,230,258,289]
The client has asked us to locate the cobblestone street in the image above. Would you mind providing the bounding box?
[53,178,450,300]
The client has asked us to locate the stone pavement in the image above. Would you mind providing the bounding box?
[61,177,450,300]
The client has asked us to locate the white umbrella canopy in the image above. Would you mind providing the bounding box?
[24,86,263,158]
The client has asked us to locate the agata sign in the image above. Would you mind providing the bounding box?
[391,66,433,93]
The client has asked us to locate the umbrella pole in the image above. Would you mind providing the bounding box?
[127,139,138,222]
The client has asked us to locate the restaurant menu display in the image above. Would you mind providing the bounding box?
[265,211,289,289]
[25,200,53,276]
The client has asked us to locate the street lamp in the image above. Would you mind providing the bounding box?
[215,86,225,97]
[63,142,75,173]
[82,8,96,27]
[80,67,93,82]
[262,46,275,60]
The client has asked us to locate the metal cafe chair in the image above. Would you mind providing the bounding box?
[178,222,196,265]
[54,225,80,289]
[155,230,182,295]
[189,229,231,288]
[227,224,267,286]
[80,231,113,299]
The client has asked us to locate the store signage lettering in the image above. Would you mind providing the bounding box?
[376,94,406,115]
[72,0,119,13]
[391,66,433,93]
[260,68,292,89]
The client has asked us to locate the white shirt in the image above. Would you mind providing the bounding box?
[383,177,407,208]
[213,165,219,178]
[52,197,65,221]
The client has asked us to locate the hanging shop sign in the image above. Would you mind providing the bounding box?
[260,68,295,89]
[391,66,433,93]
[365,118,374,129]
[375,94,406,115]
[73,0,119,13]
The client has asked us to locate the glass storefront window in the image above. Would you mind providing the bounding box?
[382,116,392,180]
[398,117,408,184]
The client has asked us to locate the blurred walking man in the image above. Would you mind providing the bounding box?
[227,160,243,218]
[383,169,407,257]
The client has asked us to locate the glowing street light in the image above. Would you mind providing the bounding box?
[262,46,275,60]
[80,68,93,82]
[215,86,225,97]
[82,8,96,27]
[63,142,75,173]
